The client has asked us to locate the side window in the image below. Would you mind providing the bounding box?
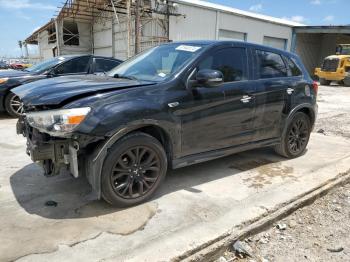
[198,47,247,82]
[285,56,302,76]
[256,50,287,79]
[95,58,120,73]
[55,56,90,75]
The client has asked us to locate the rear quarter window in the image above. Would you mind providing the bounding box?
[285,56,302,76]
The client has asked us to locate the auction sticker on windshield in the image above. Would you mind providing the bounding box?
[175,45,202,52]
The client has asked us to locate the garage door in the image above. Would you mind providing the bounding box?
[263,36,287,50]
[219,29,246,41]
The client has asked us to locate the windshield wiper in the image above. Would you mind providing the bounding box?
[113,73,138,81]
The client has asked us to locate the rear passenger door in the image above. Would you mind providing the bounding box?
[282,56,305,111]
[251,49,289,141]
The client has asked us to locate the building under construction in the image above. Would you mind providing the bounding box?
[25,0,303,61]
[25,0,175,60]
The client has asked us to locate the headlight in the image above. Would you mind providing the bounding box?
[0,78,8,84]
[26,107,91,135]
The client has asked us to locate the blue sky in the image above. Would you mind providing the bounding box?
[0,0,348,57]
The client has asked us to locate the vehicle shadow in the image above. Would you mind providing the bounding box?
[0,112,12,120]
[10,147,288,220]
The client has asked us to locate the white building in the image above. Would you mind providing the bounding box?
[169,0,302,50]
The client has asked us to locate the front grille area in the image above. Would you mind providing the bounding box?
[321,58,339,72]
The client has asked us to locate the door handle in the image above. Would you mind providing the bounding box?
[168,102,180,108]
[240,95,252,103]
[287,88,294,95]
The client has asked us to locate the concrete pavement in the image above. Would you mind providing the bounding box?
[0,109,349,261]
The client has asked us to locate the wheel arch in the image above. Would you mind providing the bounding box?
[85,122,175,199]
[284,103,317,135]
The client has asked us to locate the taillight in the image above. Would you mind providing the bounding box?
[312,81,318,95]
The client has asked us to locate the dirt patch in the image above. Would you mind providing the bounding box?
[230,159,296,189]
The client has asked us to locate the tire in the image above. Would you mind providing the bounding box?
[4,92,24,118]
[101,132,167,207]
[343,77,350,87]
[274,112,311,159]
[319,78,331,86]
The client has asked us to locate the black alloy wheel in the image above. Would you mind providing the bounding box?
[287,117,309,155]
[275,112,311,158]
[111,146,161,199]
[101,132,167,207]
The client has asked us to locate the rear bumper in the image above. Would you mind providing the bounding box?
[315,67,349,81]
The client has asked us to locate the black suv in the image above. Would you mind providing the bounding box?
[0,55,122,117]
[15,41,318,207]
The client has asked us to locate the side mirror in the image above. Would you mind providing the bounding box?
[196,69,223,87]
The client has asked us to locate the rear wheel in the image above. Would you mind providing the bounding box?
[319,78,331,86]
[5,92,24,118]
[275,112,311,158]
[101,132,167,207]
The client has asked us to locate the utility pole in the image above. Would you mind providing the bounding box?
[134,0,141,54]
[126,0,131,58]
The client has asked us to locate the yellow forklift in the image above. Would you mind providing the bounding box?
[315,44,350,86]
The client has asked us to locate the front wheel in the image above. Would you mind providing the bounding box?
[275,112,311,158]
[5,92,24,117]
[101,132,167,207]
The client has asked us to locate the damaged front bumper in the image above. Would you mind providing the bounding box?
[17,118,81,178]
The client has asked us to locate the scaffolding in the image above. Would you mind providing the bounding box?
[26,0,181,60]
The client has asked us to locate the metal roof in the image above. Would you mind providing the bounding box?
[294,25,350,34]
[175,0,305,27]
[25,20,55,44]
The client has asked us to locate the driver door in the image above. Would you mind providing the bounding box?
[180,46,256,156]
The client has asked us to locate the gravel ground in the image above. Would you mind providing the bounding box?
[217,84,350,262]
[314,84,350,138]
[219,182,350,262]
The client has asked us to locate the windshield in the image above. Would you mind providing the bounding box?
[337,45,350,55]
[108,43,206,82]
[25,57,67,74]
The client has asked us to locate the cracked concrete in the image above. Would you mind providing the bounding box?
[0,86,349,262]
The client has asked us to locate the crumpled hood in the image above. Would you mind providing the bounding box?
[12,74,156,106]
[0,69,31,78]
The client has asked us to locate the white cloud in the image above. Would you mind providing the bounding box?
[282,15,306,23]
[31,26,41,33]
[249,3,263,12]
[311,0,321,5]
[0,0,55,10]
[323,15,334,22]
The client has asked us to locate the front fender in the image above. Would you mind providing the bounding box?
[79,100,181,198]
